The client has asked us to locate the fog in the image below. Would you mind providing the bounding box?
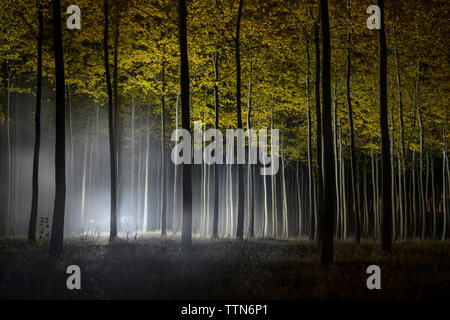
[0,83,306,239]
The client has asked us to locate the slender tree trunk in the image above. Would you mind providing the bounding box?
[5,62,12,235]
[281,133,288,238]
[263,166,268,238]
[235,0,245,240]
[13,81,21,234]
[371,153,377,238]
[247,59,254,237]
[178,0,192,248]
[270,104,277,238]
[212,49,220,238]
[431,155,436,237]
[415,63,426,240]
[305,40,315,241]
[443,129,448,241]
[333,82,340,238]
[412,151,417,239]
[378,0,392,252]
[160,62,167,237]
[346,0,359,243]
[49,0,67,256]
[339,120,346,239]
[390,104,396,239]
[172,91,180,234]
[319,0,335,267]
[363,169,369,236]
[296,162,303,237]
[130,96,135,225]
[80,119,89,228]
[425,151,430,238]
[393,27,407,241]
[28,5,43,242]
[226,164,231,236]
[104,0,117,241]
[112,0,120,234]
[313,22,322,243]
[136,141,143,229]
[143,100,151,232]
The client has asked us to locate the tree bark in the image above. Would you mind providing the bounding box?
[319,0,335,267]
[235,0,245,240]
[5,62,12,235]
[28,5,43,242]
[333,81,340,238]
[178,0,192,249]
[305,40,315,241]
[143,99,151,232]
[393,27,407,240]
[312,22,322,243]
[346,0,360,243]
[161,62,167,237]
[49,0,67,256]
[247,59,255,238]
[377,0,392,253]
[212,49,220,238]
[104,0,117,241]
[389,103,396,239]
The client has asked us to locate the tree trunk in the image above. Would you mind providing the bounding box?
[296,162,302,237]
[305,40,315,241]
[247,59,254,238]
[319,0,335,267]
[28,5,43,242]
[431,154,436,237]
[112,0,120,235]
[172,91,180,234]
[333,81,340,238]
[160,62,167,237]
[281,133,288,238]
[443,129,448,241]
[346,0,359,243]
[378,0,392,252]
[5,62,12,235]
[80,119,89,228]
[143,100,151,232]
[393,27,407,241]
[130,96,135,227]
[270,104,277,237]
[104,0,117,241]
[235,0,245,240]
[339,119,346,239]
[49,0,67,256]
[178,0,192,248]
[390,104,396,239]
[263,166,268,238]
[313,22,322,243]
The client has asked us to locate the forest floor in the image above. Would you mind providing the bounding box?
[0,234,449,299]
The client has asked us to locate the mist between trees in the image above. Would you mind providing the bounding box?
[171,123,280,175]
[0,0,448,266]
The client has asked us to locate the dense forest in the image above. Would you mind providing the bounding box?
[0,0,449,292]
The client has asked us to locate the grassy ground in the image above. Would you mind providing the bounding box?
[1,235,449,299]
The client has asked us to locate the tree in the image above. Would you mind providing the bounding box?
[49,0,66,256]
[178,0,192,249]
[103,0,117,241]
[319,0,335,267]
[313,18,322,243]
[235,0,245,240]
[28,3,43,242]
[212,48,220,239]
[377,0,392,253]
[345,0,360,244]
